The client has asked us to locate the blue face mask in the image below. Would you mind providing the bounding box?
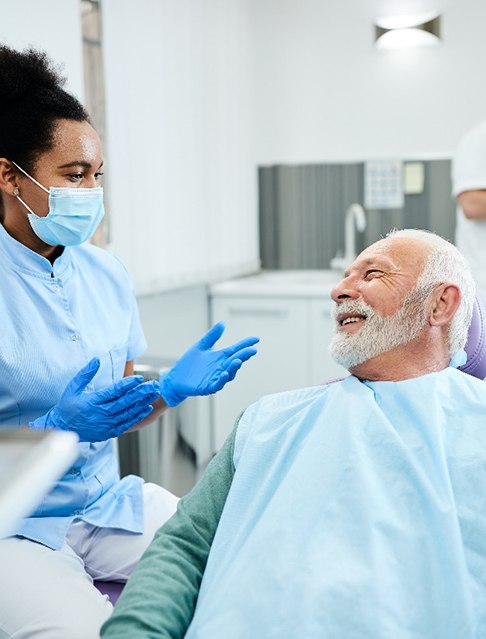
[12,162,105,247]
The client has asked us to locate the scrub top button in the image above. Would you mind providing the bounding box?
[71,333,78,341]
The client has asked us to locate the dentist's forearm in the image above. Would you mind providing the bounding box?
[458,190,486,220]
[127,396,169,432]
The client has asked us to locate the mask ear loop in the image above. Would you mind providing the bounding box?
[14,192,38,216]
[10,161,49,216]
[11,161,49,194]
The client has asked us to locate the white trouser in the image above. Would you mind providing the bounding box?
[0,482,178,639]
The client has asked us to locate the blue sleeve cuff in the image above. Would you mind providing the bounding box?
[29,409,53,431]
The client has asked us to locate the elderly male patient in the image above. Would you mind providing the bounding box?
[102,229,486,639]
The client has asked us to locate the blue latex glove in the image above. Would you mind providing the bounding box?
[159,321,259,407]
[30,358,160,442]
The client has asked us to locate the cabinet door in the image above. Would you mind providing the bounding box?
[308,298,348,385]
[210,296,309,452]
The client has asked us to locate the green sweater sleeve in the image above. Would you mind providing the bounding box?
[100,424,237,639]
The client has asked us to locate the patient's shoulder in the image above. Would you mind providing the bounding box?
[248,382,336,413]
[233,383,342,467]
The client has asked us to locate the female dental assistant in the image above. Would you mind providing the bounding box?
[0,45,258,639]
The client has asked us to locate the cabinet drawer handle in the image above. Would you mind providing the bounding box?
[227,307,288,318]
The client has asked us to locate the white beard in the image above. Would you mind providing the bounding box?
[329,289,429,371]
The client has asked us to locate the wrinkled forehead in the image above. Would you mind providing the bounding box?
[357,236,431,275]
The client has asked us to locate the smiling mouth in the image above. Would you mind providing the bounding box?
[338,313,367,327]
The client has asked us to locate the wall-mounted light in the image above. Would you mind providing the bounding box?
[374,12,441,50]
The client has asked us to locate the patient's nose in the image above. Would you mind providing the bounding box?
[331,277,360,303]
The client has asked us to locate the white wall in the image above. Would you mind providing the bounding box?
[0,0,84,100]
[102,0,260,295]
[250,0,486,164]
[101,0,486,294]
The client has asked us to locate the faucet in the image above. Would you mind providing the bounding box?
[330,203,367,271]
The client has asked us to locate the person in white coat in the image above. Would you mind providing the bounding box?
[452,119,486,302]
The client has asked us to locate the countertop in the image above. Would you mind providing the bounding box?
[209,269,341,298]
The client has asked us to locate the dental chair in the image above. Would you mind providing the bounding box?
[92,296,486,606]
[457,296,486,379]
[94,579,125,605]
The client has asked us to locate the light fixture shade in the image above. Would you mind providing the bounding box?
[375,14,441,49]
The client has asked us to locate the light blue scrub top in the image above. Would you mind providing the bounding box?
[186,367,486,639]
[0,222,147,550]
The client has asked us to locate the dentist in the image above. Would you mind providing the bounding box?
[0,44,258,639]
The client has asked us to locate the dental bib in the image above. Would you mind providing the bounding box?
[186,368,486,638]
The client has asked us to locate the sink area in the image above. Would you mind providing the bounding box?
[330,203,367,270]
[210,269,341,298]
[210,204,367,299]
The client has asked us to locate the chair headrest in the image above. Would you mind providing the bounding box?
[458,296,486,380]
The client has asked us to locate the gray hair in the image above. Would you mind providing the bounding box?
[387,229,476,356]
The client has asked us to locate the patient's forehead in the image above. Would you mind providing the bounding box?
[358,236,430,276]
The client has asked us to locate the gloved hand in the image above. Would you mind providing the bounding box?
[30,358,160,442]
[159,321,259,407]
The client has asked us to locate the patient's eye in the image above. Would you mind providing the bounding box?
[364,269,382,279]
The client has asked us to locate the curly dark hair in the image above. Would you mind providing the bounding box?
[0,45,89,174]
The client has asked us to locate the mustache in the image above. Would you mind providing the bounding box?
[332,299,376,321]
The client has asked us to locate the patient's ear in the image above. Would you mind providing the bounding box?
[429,283,461,327]
[0,158,20,196]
